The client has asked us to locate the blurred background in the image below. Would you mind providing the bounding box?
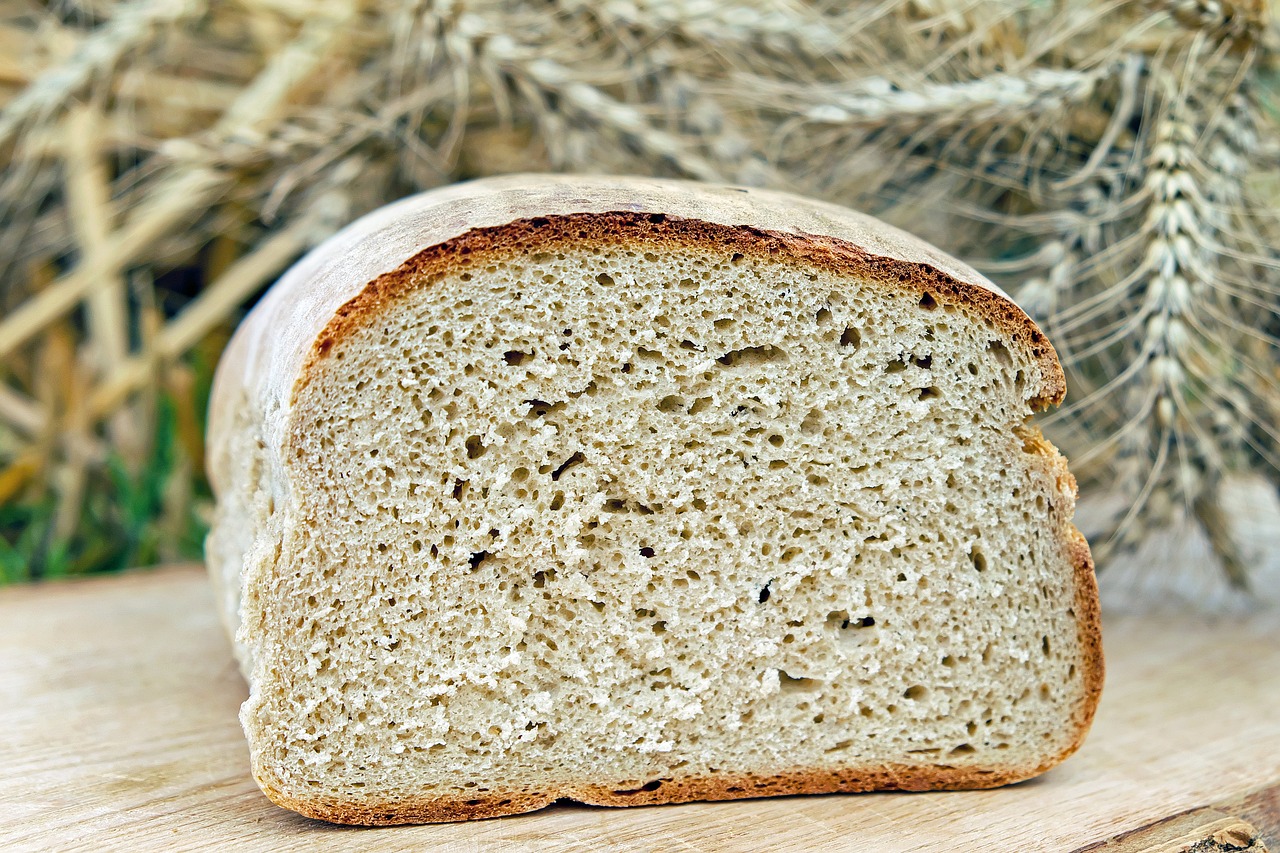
[1,0,1277,607]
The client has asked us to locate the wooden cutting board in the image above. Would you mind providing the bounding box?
[1,566,1277,852]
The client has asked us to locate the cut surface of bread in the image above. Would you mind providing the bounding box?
[206,175,1102,825]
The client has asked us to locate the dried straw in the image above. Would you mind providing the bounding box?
[0,0,1276,590]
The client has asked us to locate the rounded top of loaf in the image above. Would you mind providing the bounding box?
[208,174,1064,488]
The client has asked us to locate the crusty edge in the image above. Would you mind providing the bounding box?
[1065,525,1106,755]
[296,211,1066,411]
[260,761,1050,826]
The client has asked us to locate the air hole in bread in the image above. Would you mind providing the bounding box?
[503,350,530,366]
[658,395,685,413]
[550,452,584,481]
[716,345,787,369]
[614,780,663,795]
[987,339,1013,366]
[779,670,821,693]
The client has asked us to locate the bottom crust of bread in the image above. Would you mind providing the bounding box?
[262,758,1058,826]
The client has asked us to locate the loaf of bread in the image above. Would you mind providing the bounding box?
[206,174,1103,825]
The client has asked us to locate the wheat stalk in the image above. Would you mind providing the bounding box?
[0,0,205,149]
[0,0,1277,593]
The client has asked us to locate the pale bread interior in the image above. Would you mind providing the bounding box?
[211,235,1089,818]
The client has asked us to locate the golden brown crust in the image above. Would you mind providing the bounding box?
[264,761,1049,826]
[1066,526,1106,750]
[258,775,557,825]
[298,211,1065,410]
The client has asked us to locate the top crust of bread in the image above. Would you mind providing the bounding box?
[206,175,1101,825]
[306,210,1066,411]
[208,175,1065,482]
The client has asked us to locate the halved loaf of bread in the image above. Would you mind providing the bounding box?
[206,174,1103,825]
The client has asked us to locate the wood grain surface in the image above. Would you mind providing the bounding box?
[1,566,1277,852]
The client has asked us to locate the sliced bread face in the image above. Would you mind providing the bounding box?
[206,176,1102,825]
